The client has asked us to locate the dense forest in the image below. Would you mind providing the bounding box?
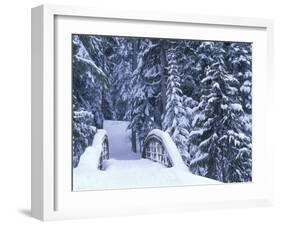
[72,34,252,183]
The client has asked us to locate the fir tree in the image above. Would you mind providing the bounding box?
[162,41,189,160]
[128,38,162,149]
[189,42,252,182]
[226,43,252,114]
[110,37,134,120]
[72,35,109,167]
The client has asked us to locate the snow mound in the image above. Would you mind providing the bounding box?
[76,129,107,171]
[73,158,219,191]
[146,129,187,170]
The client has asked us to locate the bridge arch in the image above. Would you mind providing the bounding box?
[142,129,187,169]
[77,129,109,171]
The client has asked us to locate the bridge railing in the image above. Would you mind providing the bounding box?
[143,134,173,167]
[143,129,187,169]
[77,129,109,171]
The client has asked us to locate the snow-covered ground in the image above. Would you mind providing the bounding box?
[104,120,140,160]
[73,120,220,191]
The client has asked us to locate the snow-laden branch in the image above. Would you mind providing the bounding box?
[74,55,107,79]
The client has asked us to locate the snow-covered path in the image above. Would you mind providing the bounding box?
[103,120,140,160]
[73,120,219,191]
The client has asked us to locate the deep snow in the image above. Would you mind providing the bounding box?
[77,129,107,171]
[104,120,140,160]
[73,120,219,191]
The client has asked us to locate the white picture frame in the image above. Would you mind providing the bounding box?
[31,4,274,221]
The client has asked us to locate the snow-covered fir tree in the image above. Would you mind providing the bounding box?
[226,43,252,114]
[225,42,252,182]
[181,95,198,164]
[110,37,134,120]
[162,41,189,161]
[176,40,202,164]
[189,42,252,182]
[128,38,163,149]
[72,35,109,167]
[178,41,201,100]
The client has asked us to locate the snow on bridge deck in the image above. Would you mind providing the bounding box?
[73,120,219,191]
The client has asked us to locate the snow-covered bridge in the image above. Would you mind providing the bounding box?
[73,120,218,191]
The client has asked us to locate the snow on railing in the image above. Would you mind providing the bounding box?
[143,129,187,169]
[77,129,109,171]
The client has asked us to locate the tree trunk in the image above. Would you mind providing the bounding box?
[131,130,137,153]
[160,40,167,129]
[131,39,139,153]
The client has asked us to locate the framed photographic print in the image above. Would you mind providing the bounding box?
[31,4,274,221]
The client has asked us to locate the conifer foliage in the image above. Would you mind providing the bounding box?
[162,41,189,161]
[189,42,251,182]
[72,35,109,167]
